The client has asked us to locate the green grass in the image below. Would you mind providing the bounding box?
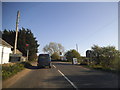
[2,62,32,80]
[80,64,118,73]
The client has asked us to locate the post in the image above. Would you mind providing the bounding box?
[14,11,20,54]
[27,50,29,61]
[76,44,78,52]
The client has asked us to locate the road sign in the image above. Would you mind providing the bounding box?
[73,58,78,64]
[26,44,29,47]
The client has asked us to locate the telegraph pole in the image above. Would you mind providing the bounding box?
[14,11,20,54]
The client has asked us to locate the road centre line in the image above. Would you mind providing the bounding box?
[52,65,56,68]
[58,70,78,90]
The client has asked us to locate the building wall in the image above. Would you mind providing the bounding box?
[0,46,12,64]
[0,46,2,64]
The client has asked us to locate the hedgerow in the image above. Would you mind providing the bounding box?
[2,62,31,80]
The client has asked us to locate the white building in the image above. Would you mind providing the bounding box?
[0,38,13,64]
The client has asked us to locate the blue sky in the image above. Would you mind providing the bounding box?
[2,2,118,56]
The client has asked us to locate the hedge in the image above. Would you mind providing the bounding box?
[2,62,32,80]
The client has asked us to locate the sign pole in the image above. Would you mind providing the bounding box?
[26,44,29,61]
[27,50,29,61]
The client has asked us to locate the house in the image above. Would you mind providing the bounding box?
[86,50,92,58]
[9,49,23,62]
[10,46,27,62]
[60,56,67,61]
[0,38,13,64]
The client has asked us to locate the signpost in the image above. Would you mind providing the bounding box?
[73,58,78,65]
[26,44,29,61]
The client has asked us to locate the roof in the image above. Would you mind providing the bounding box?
[0,38,13,48]
[15,49,22,55]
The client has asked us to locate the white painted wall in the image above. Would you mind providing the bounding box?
[0,46,12,64]
[0,46,2,64]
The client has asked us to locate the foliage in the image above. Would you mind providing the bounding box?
[112,52,120,71]
[80,57,89,65]
[2,62,32,80]
[20,61,32,68]
[2,63,24,80]
[51,52,60,60]
[2,28,39,61]
[43,42,64,55]
[2,29,16,46]
[90,45,120,70]
[64,49,81,62]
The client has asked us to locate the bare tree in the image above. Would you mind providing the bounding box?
[43,42,64,55]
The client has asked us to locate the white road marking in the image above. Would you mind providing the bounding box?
[58,70,78,90]
[53,65,56,68]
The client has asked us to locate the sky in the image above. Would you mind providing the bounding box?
[2,2,118,56]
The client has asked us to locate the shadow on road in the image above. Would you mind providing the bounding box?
[25,64,51,70]
[53,62,72,66]
[42,73,118,88]
[26,65,39,69]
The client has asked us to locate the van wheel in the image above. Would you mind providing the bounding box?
[49,66,51,68]
[37,66,39,69]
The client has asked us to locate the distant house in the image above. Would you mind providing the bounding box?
[0,38,13,64]
[86,50,92,58]
[60,56,67,61]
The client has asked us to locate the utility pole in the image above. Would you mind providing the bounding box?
[13,11,20,54]
[76,44,78,52]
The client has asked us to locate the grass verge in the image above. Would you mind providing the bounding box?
[80,64,118,73]
[2,62,32,80]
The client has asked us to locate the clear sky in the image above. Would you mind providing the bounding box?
[2,2,118,56]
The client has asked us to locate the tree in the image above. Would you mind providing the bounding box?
[43,42,64,55]
[91,45,102,65]
[2,29,16,46]
[18,28,39,61]
[91,45,120,68]
[64,49,81,62]
[112,50,120,71]
[2,28,39,61]
[51,52,60,60]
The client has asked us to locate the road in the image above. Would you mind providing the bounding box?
[2,61,118,89]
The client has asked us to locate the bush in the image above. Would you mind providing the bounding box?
[112,57,120,71]
[65,49,81,62]
[29,53,38,61]
[20,61,32,68]
[51,52,60,60]
[80,59,88,65]
[2,62,31,80]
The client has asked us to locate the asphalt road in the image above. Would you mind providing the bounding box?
[2,61,118,89]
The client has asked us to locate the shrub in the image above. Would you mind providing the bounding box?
[65,49,81,62]
[80,58,88,65]
[112,57,120,71]
[20,61,32,68]
[2,62,31,80]
[29,53,38,61]
[51,52,60,60]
